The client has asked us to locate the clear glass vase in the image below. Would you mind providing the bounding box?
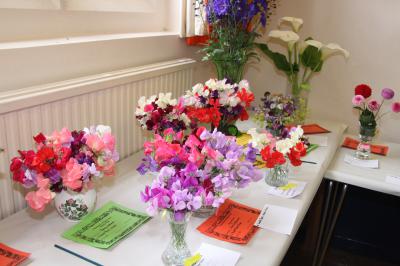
[162,211,191,266]
[265,164,289,187]
[290,83,309,126]
[355,126,376,160]
[213,59,245,83]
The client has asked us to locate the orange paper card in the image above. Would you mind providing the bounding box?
[197,199,261,244]
[301,124,330,134]
[0,243,30,266]
[342,137,389,156]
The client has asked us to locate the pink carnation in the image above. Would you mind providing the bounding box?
[352,95,365,106]
[392,102,400,113]
[367,100,380,111]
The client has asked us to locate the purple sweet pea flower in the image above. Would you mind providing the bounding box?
[245,143,257,163]
[45,168,61,184]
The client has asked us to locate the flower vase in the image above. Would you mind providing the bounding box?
[162,211,191,266]
[355,126,376,160]
[290,83,309,125]
[214,59,245,83]
[265,164,289,187]
[54,188,97,222]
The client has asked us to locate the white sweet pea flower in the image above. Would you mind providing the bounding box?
[321,43,350,60]
[205,78,218,90]
[96,125,111,137]
[269,30,300,50]
[228,96,240,107]
[238,80,250,90]
[156,92,177,109]
[290,126,304,143]
[247,128,271,150]
[192,83,204,95]
[275,138,294,155]
[279,17,304,33]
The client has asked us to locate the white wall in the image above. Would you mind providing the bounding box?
[246,0,400,143]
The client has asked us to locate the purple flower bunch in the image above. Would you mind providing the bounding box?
[139,128,262,220]
[254,92,297,138]
[206,0,268,28]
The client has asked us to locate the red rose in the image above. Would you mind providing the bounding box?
[355,84,372,98]
[33,133,46,144]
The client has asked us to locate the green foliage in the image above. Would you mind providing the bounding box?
[359,109,377,128]
[301,45,323,72]
[255,43,292,74]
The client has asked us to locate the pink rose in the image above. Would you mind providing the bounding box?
[367,99,380,111]
[352,95,365,106]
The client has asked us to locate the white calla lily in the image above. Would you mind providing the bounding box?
[305,39,324,50]
[321,43,350,60]
[269,30,300,51]
[279,17,304,32]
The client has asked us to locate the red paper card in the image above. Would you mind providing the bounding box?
[342,137,389,156]
[197,199,261,244]
[301,124,330,134]
[0,243,30,266]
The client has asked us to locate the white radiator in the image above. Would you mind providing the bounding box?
[0,58,196,219]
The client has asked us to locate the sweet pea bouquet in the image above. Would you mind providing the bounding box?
[352,84,400,137]
[9,125,119,212]
[183,78,254,135]
[139,127,262,221]
[253,91,296,137]
[135,92,192,134]
[247,126,307,168]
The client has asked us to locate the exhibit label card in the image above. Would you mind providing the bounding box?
[63,201,150,249]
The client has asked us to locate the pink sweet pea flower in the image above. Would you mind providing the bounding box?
[102,133,115,151]
[25,175,53,212]
[85,134,105,152]
[62,158,83,190]
[352,95,365,106]
[367,99,380,111]
[144,104,154,112]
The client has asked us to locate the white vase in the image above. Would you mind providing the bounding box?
[54,188,97,222]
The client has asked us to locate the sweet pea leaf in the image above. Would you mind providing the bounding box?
[256,43,291,74]
[301,45,323,72]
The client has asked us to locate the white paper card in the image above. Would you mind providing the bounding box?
[197,243,241,266]
[308,135,328,147]
[267,181,307,199]
[254,205,298,235]
[344,154,379,169]
[385,175,400,186]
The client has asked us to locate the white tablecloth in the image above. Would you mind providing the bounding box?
[0,121,346,266]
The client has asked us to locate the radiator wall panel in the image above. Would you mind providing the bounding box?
[0,59,195,219]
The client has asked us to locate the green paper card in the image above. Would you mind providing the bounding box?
[62,201,150,249]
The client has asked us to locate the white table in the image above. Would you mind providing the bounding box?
[0,121,346,266]
[325,136,400,196]
[312,136,400,266]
